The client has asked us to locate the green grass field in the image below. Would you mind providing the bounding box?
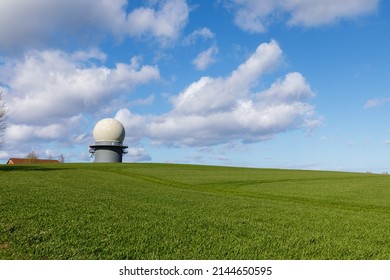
[1,163,390,260]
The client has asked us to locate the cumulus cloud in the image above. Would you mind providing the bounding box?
[5,115,84,144]
[230,0,380,32]
[192,45,219,70]
[126,147,152,162]
[116,41,320,147]
[3,50,159,125]
[126,0,189,44]
[115,108,148,144]
[1,39,320,157]
[257,72,315,102]
[174,40,282,115]
[0,0,189,51]
[1,49,159,147]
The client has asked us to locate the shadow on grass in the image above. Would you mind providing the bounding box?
[0,164,71,172]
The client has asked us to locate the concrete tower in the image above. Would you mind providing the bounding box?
[89,118,128,162]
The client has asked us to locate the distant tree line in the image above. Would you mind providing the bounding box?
[25,151,65,163]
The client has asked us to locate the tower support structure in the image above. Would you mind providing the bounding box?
[89,141,128,162]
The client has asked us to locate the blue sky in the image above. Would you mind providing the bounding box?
[0,0,389,172]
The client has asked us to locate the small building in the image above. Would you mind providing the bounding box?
[6,158,60,165]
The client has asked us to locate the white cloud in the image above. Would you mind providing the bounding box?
[257,72,315,102]
[185,27,218,71]
[0,0,122,51]
[3,50,159,125]
[364,97,390,109]
[174,40,282,115]
[71,49,107,62]
[115,108,148,144]
[233,1,276,33]
[126,147,152,162]
[1,49,159,149]
[5,115,85,144]
[126,0,189,45]
[192,45,219,70]
[183,27,215,45]
[7,123,68,144]
[129,95,156,107]
[116,40,320,147]
[230,0,380,32]
[6,124,36,143]
[146,98,317,146]
[0,0,189,51]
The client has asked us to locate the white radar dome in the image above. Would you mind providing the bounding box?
[93,118,125,142]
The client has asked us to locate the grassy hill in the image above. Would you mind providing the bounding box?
[1,163,390,260]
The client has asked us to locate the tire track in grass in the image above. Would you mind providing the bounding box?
[98,167,390,215]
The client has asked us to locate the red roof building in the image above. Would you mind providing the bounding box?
[6,158,60,164]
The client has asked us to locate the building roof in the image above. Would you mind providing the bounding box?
[7,158,60,164]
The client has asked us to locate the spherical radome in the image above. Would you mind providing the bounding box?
[93,118,125,142]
